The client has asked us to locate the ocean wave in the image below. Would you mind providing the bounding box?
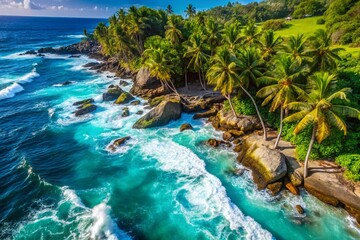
[61,34,85,39]
[141,139,273,239]
[0,83,24,101]
[18,68,39,83]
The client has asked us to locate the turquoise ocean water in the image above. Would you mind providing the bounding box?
[0,16,360,239]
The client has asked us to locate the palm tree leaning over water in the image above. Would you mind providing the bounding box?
[257,56,308,148]
[284,72,360,178]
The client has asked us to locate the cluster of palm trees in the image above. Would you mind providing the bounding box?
[93,5,360,178]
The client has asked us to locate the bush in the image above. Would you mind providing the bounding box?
[262,19,288,31]
[224,97,256,115]
[316,18,325,25]
[336,154,360,181]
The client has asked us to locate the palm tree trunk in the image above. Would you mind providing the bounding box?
[239,84,267,140]
[185,67,189,90]
[226,94,237,117]
[274,108,283,149]
[304,126,316,178]
[198,71,206,91]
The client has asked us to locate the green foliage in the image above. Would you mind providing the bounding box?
[292,0,326,19]
[336,154,360,181]
[262,19,288,31]
[224,97,256,116]
[316,18,325,25]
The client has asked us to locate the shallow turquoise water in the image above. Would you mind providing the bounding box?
[1,16,360,240]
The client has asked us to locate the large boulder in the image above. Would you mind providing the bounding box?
[114,92,135,104]
[74,103,97,116]
[103,86,123,101]
[130,67,167,98]
[238,137,287,189]
[212,109,260,132]
[107,136,130,152]
[73,98,94,106]
[133,99,182,129]
[180,123,193,132]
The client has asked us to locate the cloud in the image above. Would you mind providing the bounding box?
[93,6,98,11]
[23,0,43,10]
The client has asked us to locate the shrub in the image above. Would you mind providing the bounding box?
[224,97,256,115]
[316,18,325,25]
[336,154,360,181]
[262,19,287,31]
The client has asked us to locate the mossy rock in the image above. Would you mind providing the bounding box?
[73,98,94,106]
[103,86,124,101]
[115,92,135,104]
[122,108,130,117]
[74,103,97,116]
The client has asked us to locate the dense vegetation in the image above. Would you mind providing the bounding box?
[91,2,360,180]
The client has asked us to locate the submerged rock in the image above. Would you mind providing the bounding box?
[130,100,141,106]
[136,110,143,115]
[107,136,130,152]
[206,139,231,148]
[119,80,130,87]
[133,99,181,128]
[267,181,283,196]
[180,123,193,132]
[114,92,135,104]
[103,86,123,101]
[61,81,73,86]
[295,205,305,214]
[73,98,94,106]
[122,107,130,117]
[74,103,97,116]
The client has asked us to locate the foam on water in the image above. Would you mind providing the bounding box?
[18,68,39,83]
[141,139,273,239]
[0,83,24,101]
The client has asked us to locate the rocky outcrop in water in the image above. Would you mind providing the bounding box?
[73,98,94,106]
[180,123,193,132]
[103,86,123,101]
[107,136,131,152]
[74,103,97,116]
[133,99,181,129]
[114,92,135,104]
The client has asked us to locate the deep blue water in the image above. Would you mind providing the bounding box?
[0,16,360,240]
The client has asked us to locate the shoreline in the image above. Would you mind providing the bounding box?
[22,41,360,226]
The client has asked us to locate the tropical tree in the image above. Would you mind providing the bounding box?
[236,48,268,140]
[307,29,343,72]
[185,4,196,19]
[94,23,111,55]
[144,48,179,95]
[183,34,209,90]
[241,20,262,47]
[283,34,309,65]
[165,15,183,46]
[207,47,239,116]
[257,56,308,148]
[260,30,283,61]
[166,4,173,14]
[284,72,360,178]
[221,22,242,52]
[126,7,150,53]
[205,18,222,56]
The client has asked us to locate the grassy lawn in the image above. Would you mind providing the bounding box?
[265,16,360,56]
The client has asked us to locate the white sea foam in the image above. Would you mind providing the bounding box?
[62,34,85,39]
[0,83,24,100]
[18,68,39,83]
[141,139,272,239]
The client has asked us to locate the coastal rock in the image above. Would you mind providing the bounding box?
[267,182,283,196]
[133,100,181,129]
[213,109,260,132]
[103,86,123,101]
[295,205,305,214]
[233,138,242,145]
[180,123,193,132]
[284,177,300,195]
[119,80,130,87]
[136,110,143,115]
[238,138,287,189]
[107,136,130,152]
[74,103,97,116]
[223,131,234,141]
[233,144,242,153]
[122,108,130,117]
[114,92,135,104]
[130,67,167,98]
[38,40,100,55]
[182,96,225,113]
[83,62,99,68]
[73,98,94,106]
[61,81,73,86]
[206,139,231,148]
[130,100,141,106]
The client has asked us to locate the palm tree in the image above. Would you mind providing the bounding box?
[144,48,179,95]
[94,23,111,55]
[183,34,209,90]
[260,30,283,61]
[236,48,268,140]
[166,4,173,14]
[241,20,262,47]
[185,4,196,19]
[283,34,309,65]
[257,56,308,148]
[222,22,242,52]
[165,15,183,46]
[307,29,343,72]
[207,47,239,116]
[284,72,360,178]
[126,8,150,54]
[205,18,222,56]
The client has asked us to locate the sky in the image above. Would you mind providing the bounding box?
[0,0,256,18]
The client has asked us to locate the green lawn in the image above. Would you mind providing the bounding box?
[266,16,360,56]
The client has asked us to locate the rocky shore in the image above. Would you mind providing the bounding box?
[25,40,360,225]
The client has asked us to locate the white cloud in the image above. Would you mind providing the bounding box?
[93,6,98,11]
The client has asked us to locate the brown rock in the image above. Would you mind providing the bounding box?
[267,182,283,196]
[233,144,242,153]
[180,123,193,132]
[207,139,231,148]
[223,131,234,141]
[233,139,241,145]
[113,136,130,146]
[284,177,300,195]
[228,130,244,138]
[193,108,218,119]
[295,205,305,214]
